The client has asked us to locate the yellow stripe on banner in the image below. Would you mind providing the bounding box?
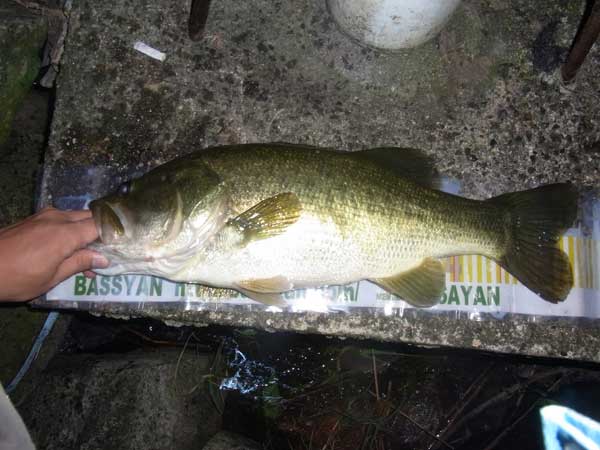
[512,273,518,284]
[454,256,460,282]
[486,257,492,284]
[591,241,600,289]
[477,255,483,283]
[585,239,594,289]
[576,237,583,289]
[449,257,455,282]
[458,256,464,282]
[504,267,510,284]
[496,263,502,285]
[568,237,575,285]
[467,255,473,283]
[587,239,592,290]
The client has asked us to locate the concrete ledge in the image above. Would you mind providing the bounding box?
[35,300,600,363]
[39,0,600,362]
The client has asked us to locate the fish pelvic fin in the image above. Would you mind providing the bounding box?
[236,287,288,307]
[489,183,578,303]
[228,192,302,243]
[371,258,445,307]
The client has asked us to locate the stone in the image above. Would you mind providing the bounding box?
[0,3,47,146]
[36,0,600,361]
[202,431,261,450]
[0,88,55,399]
[18,350,222,450]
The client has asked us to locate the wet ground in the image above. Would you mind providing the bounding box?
[14,314,600,450]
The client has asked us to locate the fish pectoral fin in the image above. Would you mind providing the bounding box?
[228,192,302,243]
[238,276,293,293]
[236,287,288,307]
[371,258,445,308]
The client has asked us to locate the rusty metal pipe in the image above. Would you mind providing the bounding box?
[188,0,211,41]
[561,0,600,83]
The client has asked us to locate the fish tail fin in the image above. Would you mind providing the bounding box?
[488,183,578,303]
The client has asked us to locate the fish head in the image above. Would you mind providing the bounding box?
[90,157,226,271]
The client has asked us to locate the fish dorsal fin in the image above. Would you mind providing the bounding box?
[370,258,445,307]
[228,193,302,243]
[237,276,293,293]
[355,147,439,188]
[236,287,288,307]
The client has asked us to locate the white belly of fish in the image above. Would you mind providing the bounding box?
[176,214,377,289]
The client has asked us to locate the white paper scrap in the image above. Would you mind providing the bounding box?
[133,41,166,62]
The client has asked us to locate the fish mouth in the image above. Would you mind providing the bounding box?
[90,200,129,244]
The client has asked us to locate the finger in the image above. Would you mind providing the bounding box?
[51,249,109,285]
[63,210,92,222]
[35,208,90,223]
[83,270,96,278]
[32,207,60,220]
[37,206,57,214]
[65,218,100,249]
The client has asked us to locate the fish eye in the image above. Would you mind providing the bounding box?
[118,182,130,195]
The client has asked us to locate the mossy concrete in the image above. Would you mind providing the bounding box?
[18,350,222,450]
[39,0,600,360]
[0,3,46,147]
[76,304,600,363]
[0,87,55,391]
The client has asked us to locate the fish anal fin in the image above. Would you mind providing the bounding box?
[237,276,293,293]
[371,258,445,307]
[236,287,288,307]
[228,192,302,243]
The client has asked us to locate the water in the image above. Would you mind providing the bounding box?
[62,314,600,450]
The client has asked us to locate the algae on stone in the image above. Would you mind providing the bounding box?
[0,4,47,146]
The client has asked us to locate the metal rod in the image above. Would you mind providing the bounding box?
[561,0,600,83]
[188,0,211,41]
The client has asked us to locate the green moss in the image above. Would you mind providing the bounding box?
[0,19,47,146]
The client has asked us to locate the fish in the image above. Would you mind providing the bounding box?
[89,143,577,307]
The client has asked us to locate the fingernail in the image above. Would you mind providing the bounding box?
[92,254,110,268]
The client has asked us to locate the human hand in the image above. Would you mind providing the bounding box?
[0,208,109,302]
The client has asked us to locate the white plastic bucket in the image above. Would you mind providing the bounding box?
[327,0,462,49]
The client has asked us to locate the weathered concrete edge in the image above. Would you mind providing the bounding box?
[34,301,600,364]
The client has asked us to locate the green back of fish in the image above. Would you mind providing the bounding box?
[190,144,576,304]
[191,144,503,262]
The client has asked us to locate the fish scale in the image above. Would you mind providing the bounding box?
[199,145,504,266]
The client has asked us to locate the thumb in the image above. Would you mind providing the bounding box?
[51,250,109,286]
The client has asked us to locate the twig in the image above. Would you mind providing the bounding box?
[391,406,454,450]
[448,369,567,434]
[123,326,210,349]
[429,363,495,450]
[283,373,354,404]
[321,418,340,450]
[174,332,196,386]
[481,374,567,450]
[12,0,64,17]
[372,350,380,401]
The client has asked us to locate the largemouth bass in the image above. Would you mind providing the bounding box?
[89,144,577,307]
